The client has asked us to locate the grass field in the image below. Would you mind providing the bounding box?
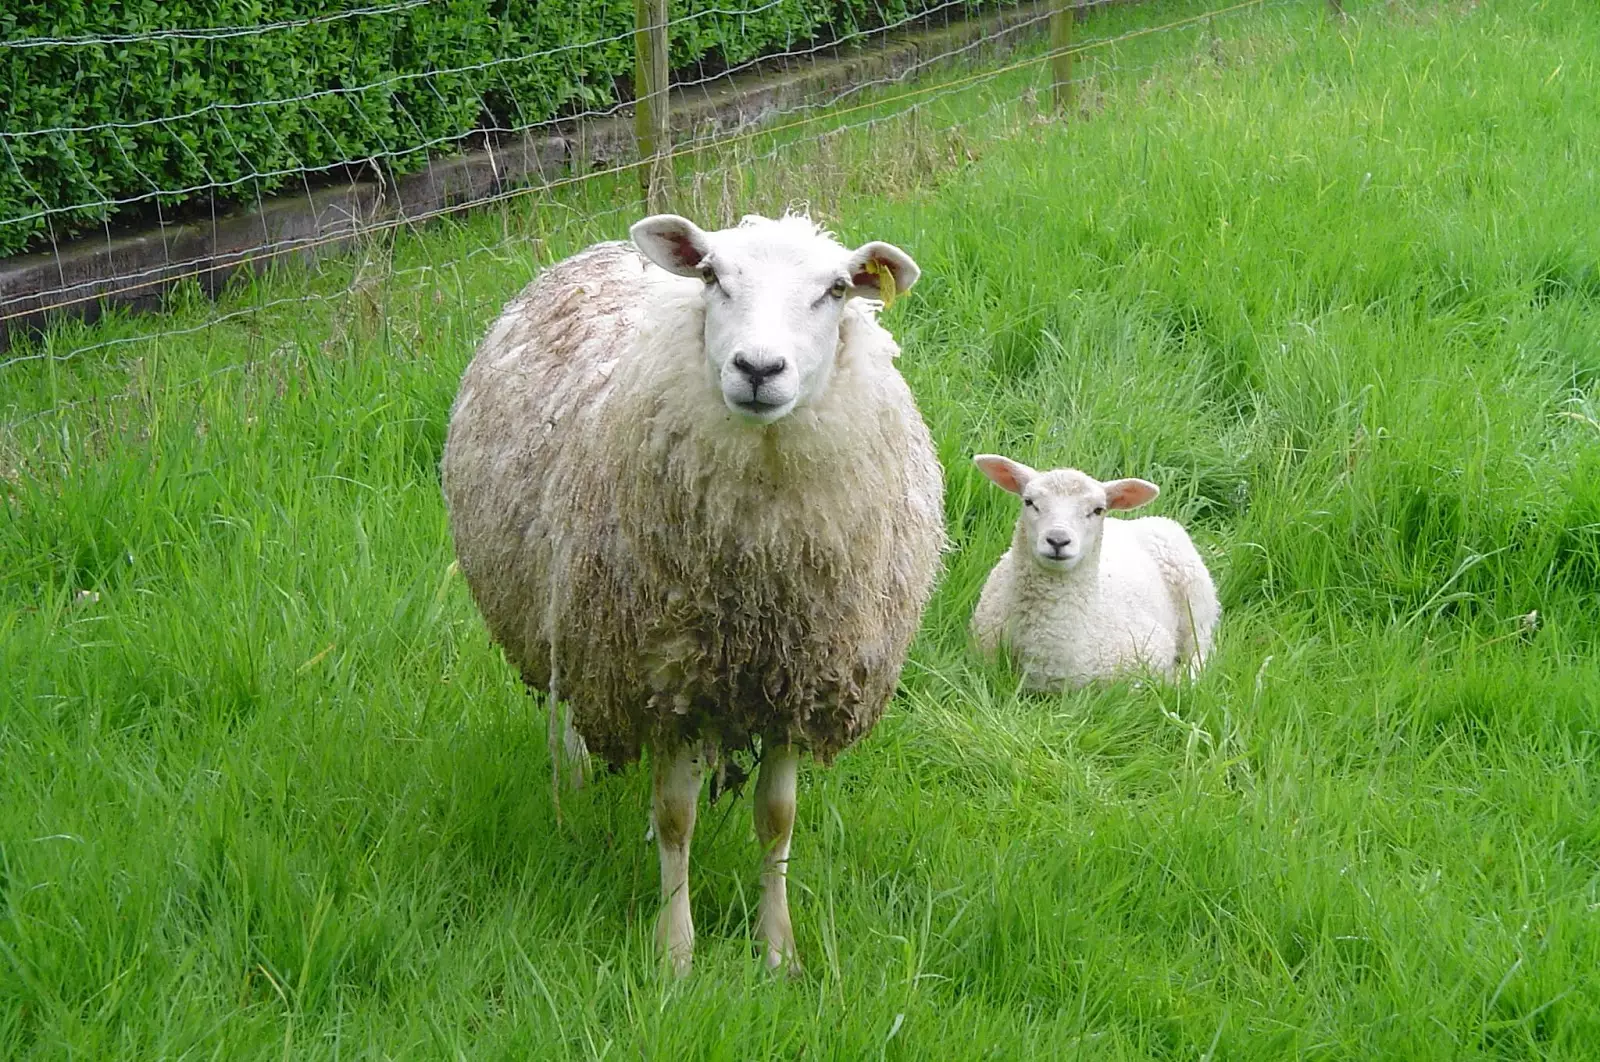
[4,0,1600,1056]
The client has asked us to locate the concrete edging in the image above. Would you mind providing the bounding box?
[0,0,1087,350]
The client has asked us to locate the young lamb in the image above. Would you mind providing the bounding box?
[969,455,1218,690]
[440,212,944,975]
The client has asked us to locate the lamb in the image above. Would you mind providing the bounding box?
[969,455,1218,690]
[439,212,945,975]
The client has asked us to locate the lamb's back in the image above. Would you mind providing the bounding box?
[1115,516,1209,594]
[1097,518,1186,623]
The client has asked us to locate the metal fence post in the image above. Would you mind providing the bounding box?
[1050,0,1075,114]
[633,0,671,210]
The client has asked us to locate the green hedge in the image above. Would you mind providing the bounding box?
[0,0,1009,258]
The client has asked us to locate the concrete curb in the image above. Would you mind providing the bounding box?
[0,0,1092,351]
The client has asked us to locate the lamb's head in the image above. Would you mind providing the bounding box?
[630,212,920,425]
[974,455,1159,573]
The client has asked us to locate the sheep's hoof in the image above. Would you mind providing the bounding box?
[757,918,801,977]
[764,946,803,980]
[655,909,694,978]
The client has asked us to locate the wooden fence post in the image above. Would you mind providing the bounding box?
[1050,0,1075,114]
[633,0,671,210]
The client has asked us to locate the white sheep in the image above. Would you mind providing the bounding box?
[969,455,1218,690]
[440,212,944,974]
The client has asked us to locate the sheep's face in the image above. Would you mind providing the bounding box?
[973,456,1159,573]
[631,213,920,425]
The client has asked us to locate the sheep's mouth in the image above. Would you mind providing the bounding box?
[727,395,794,424]
[1035,550,1081,569]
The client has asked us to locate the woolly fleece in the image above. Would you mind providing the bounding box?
[972,469,1218,689]
[441,227,945,768]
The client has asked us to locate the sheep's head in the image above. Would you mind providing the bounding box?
[630,213,920,425]
[973,455,1159,573]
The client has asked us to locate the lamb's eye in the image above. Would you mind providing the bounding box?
[1024,498,1037,510]
[1092,506,1105,516]
[828,279,848,299]
[700,268,718,287]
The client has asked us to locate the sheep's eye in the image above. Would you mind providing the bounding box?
[1024,498,1037,510]
[700,268,718,287]
[1092,506,1105,517]
[828,278,848,299]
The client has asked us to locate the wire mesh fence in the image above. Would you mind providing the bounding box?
[0,0,1309,431]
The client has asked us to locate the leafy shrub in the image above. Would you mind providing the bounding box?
[0,0,1013,257]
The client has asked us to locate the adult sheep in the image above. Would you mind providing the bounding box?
[440,212,944,974]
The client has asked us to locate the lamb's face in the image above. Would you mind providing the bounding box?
[1017,470,1108,571]
[973,455,1160,574]
[631,213,919,425]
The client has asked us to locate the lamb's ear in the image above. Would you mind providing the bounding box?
[973,454,1035,495]
[630,215,713,277]
[1104,478,1160,511]
[847,241,920,304]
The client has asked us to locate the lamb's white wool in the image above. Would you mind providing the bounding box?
[440,212,943,975]
[969,455,1219,690]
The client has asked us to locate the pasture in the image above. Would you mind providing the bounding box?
[3,0,1598,1056]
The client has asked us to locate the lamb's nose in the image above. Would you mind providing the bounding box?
[1045,532,1072,553]
[732,352,787,386]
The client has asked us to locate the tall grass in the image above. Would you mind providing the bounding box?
[3,0,1599,1057]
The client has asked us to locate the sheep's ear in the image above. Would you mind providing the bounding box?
[973,454,1034,495]
[847,242,920,304]
[631,215,713,277]
[1104,478,1159,511]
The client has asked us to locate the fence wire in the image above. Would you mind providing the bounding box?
[0,0,1297,425]
[0,0,982,242]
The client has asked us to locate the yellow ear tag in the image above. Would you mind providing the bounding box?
[865,259,896,309]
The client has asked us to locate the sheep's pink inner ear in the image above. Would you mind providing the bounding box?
[973,454,1031,495]
[665,232,704,267]
[850,263,883,290]
[630,215,711,277]
[848,241,920,298]
[1104,478,1159,511]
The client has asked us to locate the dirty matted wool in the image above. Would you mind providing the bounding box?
[441,239,945,769]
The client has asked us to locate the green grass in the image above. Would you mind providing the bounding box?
[5,0,1600,1056]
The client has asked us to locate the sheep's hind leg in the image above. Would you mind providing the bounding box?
[754,742,801,973]
[561,703,591,789]
[548,699,591,791]
[652,742,706,976]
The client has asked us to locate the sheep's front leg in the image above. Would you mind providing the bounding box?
[652,742,706,976]
[753,742,800,972]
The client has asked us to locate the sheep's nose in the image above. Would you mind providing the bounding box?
[1045,532,1072,552]
[732,352,787,386]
